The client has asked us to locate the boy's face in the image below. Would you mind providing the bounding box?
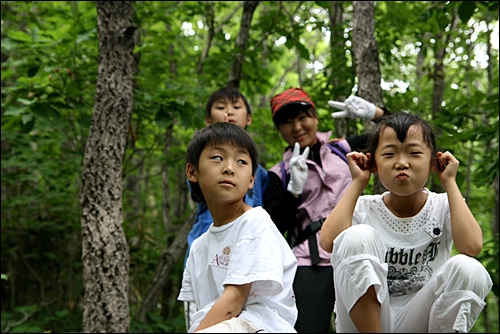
[373,125,432,197]
[186,142,255,206]
[277,109,318,149]
[206,97,252,129]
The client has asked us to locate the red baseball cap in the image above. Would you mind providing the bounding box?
[270,87,315,120]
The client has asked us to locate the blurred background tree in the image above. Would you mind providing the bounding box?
[1,1,498,332]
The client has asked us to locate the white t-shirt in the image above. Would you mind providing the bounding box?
[178,206,298,333]
[352,188,453,296]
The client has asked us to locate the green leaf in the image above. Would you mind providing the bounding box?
[155,108,174,128]
[31,27,39,42]
[20,118,35,133]
[4,105,29,117]
[27,66,39,77]
[1,69,14,80]
[21,114,34,125]
[55,309,69,318]
[296,41,310,60]
[65,80,79,97]
[17,98,39,106]
[437,15,449,31]
[7,30,32,43]
[76,28,97,44]
[458,1,476,24]
[314,1,331,10]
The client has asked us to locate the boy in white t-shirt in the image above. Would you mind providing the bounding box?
[178,122,298,333]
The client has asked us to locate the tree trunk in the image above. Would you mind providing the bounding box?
[328,1,357,139]
[161,118,174,235]
[197,2,243,75]
[430,3,459,194]
[484,14,498,239]
[227,1,260,89]
[352,1,386,195]
[80,2,136,332]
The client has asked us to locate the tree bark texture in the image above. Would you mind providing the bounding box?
[352,1,384,108]
[227,1,260,89]
[430,4,458,194]
[352,1,386,195]
[329,1,358,139]
[137,209,196,323]
[80,2,136,332]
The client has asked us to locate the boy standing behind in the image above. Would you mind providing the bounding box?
[178,122,298,333]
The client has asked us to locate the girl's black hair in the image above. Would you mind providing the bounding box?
[365,112,438,168]
[205,86,252,118]
[186,122,259,204]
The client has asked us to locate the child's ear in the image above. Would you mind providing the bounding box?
[246,114,252,128]
[186,163,198,183]
[248,175,255,190]
[367,153,377,174]
[430,154,439,172]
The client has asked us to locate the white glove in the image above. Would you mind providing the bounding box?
[328,96,376,120]
[287,142,310,196]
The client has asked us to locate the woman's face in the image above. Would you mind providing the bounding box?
[277,110,318,149]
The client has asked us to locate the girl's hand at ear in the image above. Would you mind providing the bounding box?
[346,151,371,187]
[436,151,459,189]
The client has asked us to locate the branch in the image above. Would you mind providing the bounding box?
[2,300,55,333]
[198,2,244,74]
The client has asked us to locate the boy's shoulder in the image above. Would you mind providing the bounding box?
[232,207,281,237]
[240,206,273,225]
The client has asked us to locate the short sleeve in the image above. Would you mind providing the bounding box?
[177,260,195,302]
[223,226,285,296]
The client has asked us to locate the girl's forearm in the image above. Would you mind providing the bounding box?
[319,181,365,253]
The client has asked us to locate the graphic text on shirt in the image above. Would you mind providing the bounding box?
[209,246,231,269]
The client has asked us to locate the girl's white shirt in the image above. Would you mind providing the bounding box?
[352,188,453,296]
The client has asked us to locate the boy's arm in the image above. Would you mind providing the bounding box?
[437,151,483,256]
[319,152,371,253]
[194,283,252,332]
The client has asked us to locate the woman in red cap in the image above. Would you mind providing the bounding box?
[263,87,388,333]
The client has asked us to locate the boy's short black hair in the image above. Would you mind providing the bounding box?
[186,122,259,204]
[365,112,438,168]
[205,86,252,118]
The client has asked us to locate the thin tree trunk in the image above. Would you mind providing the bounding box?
[80,2,136,332]
[430,3,459,194]
[352,1,386,195]
[351,1,384,108]
[137,11,192,324]
[484,14,498,242]
[137,209,196,323]
[227,1,260,89]
[197,2,243,75]
[161,24,177,234]
[329,1,357,139]
[162,123,174,233]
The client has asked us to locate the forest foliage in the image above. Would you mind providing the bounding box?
[1,1,499,332]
